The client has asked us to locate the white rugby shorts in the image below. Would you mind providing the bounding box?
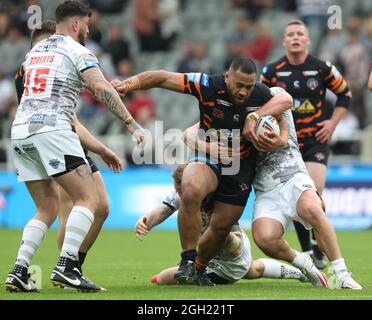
[253,172,317,230]
[11,129,87,181]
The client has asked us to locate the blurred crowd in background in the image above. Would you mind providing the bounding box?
[0,0,371,167]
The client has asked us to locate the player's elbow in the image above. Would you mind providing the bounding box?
[277,91,293,109]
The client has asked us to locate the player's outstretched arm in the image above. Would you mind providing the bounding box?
[72,114,123,173]
[135,205,175,241]
[111,70,183,97]
[82,67,145,147]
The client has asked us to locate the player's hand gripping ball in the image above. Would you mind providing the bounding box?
[254,116,280,151]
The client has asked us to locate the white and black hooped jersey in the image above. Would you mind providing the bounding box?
[11,34,99,139]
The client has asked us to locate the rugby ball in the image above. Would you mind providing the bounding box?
[255,116,280,136]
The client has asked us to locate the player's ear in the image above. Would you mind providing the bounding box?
[224,72,229,83]
[72,19,79,33]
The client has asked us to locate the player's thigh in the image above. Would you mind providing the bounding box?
[209,201,244,230]
[181,163,218,198]
[92,171,109,215]
[25,179,60,215]
[305,162,327,195]
[55,164,98,204]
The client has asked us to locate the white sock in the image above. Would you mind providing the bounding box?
[331,258,347,276]
[15,219,48,268]
[291,250,308,269]
[60,206,94,262]
[260,258,304,280]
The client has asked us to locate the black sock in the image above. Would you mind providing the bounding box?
[311,231,324,259]
[78,251,87,266]
[293,221,311,252]
[181,249,197,262]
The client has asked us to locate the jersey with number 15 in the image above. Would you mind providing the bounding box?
[11,33,99,140]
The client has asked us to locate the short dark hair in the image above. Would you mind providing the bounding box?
[31,20,56,46]
[284,20,308,35]
[55,0,91,24]
[229,58,257,74]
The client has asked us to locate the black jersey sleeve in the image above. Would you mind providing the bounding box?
[14,64,25,104]
[252,82,274,105]
[180,72,215,106]
[260,64,277,87]
[321,61,351,109]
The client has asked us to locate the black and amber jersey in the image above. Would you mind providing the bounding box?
[261,54,351,145]
[14,64,25,104]
[179,73,272,160]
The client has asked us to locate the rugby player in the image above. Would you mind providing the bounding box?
[187,109,362,289]
[14,20,121,290]
[261,20,352,269]
[5,1,144,293]
[112,58,293,285]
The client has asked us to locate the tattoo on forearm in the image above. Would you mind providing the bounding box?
[83,69,134,125]
[160,206,173,220]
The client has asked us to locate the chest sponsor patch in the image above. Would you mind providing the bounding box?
[292,99,316,113]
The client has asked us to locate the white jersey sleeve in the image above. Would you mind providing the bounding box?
[162,190,180,214]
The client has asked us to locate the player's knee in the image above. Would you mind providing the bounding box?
[253,231,275,254]
[95,199,109,223]
[298,201,323,225]
[181,182,205,205]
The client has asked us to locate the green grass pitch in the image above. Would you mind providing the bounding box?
[0,229,371,300]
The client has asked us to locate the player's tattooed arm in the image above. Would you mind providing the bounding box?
[135,205,174,240]
[81,68,142,135]
[111,70,182,96]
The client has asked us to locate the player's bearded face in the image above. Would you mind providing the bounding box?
[283,25,310,54]
[77,17,90,46]
[225,70,256,106]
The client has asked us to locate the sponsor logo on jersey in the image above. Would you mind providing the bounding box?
[82,54,99,68]
[306,78,319,90]
[275,71,292,77]
[292,99,316,113]
[216,99,232,107]
[314,152,325,161]
[302,70,319,76]
[239,183,249,191]
[233,114,240,122]
[293,80,300,89]
[201,74,210,87]
[213,108,225,119]
[187,73,201,83]
[21,143,36,152]
[31,114,46,121]
[48,159,60,169]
